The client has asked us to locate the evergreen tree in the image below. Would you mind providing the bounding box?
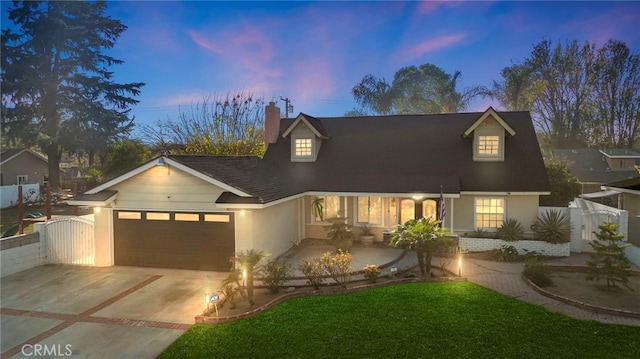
[1,1,144,189]
[586,221,633,291]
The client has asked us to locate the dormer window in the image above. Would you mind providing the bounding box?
[295,138,313,157]
[478,135,501,156]
[464,108,515,163]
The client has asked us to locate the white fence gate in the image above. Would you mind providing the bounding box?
[573,198,628,242]
[45,216,95,265]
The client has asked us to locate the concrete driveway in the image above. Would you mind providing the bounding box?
[1,264,227,358]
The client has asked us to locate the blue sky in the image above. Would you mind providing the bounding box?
[3,1,640,133]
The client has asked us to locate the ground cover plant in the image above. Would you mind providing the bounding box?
[160,282,640,358]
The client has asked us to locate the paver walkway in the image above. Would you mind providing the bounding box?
[461,253,640,327]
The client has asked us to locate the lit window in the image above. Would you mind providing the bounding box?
[204,214,230,222]
[475,198,505,229]
[357,197,382,224]
[295,138,313,157]
[175,213,200,221]
[118,211,141,220]
[478,135,500,156]
[423,200,437,220]
[400,199,415,224]
[314,196,340,222]
[147,212,170,221]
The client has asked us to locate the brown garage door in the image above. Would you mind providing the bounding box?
[114,211,235,271]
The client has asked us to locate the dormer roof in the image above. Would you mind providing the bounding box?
[281,113,330,139]
[463,107,516,138]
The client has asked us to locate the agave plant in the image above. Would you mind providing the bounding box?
[533,210,571,244]
[497,218,525,242]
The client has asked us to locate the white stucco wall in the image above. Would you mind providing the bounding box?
[249,198,300,258]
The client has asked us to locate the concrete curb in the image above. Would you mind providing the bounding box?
[523,269,640,319]
[195,276,468,324]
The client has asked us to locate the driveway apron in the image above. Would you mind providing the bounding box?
[1,265,226,358]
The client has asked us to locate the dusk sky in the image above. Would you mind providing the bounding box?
[3,1,640,135]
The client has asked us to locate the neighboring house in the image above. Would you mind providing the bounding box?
[547,148,640,194]
[69,105,551,271]
[603,176,640,246]
[0,148,49,186]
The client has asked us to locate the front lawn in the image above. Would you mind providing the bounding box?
[160,282,640,358]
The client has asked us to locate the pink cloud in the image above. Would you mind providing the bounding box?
[188,26,282,79]
[291,58,336,102]
[394,33,468,63]
[188,30,223,54]
[416,1,465,14]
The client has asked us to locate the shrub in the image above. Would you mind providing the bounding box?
[320,250,353,289]
[533,209,571,244]
[522,255,553,287]
[496,245,520,261]
[586,221,633,291]
[363,264,381,284]
[465,228,494,238]
[298,257,325,289]
[263,259,292,293]
[497,218,525,242]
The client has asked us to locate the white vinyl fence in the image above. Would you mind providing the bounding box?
[0,183,40,209]
[573,198,628,242]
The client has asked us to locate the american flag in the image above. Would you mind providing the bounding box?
[438,186,446,223]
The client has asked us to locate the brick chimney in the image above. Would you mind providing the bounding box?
[264,101,281,145]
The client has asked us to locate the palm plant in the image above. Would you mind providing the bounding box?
[533,210,572,244]
[311,197,324,221]
[497,218,525,242]
[390,217,453,276]
[234,249,271,306]
[324,217,353,251]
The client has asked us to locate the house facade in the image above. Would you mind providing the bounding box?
[548,148,640,195]
[0,148,49,186]
[69,104,550,271]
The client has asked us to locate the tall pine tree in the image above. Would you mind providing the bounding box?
[586,221,633,291]
[1,1,144,189]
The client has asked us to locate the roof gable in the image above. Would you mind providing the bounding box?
[281,113,329,139]
[0,148,48,165]
[86,156,252,197]
[463,107,516,138]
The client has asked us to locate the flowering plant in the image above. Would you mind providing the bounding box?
[363,264,381,283]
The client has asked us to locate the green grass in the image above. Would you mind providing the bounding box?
[160,282,640,359]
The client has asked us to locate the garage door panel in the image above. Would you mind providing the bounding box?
[114,211,235,271]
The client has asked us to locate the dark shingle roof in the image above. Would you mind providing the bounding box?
[606,176,640,191]
[264,111,550,197]
[550,149,639,184]
[168,111,551,204]
[167,155,283,203]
